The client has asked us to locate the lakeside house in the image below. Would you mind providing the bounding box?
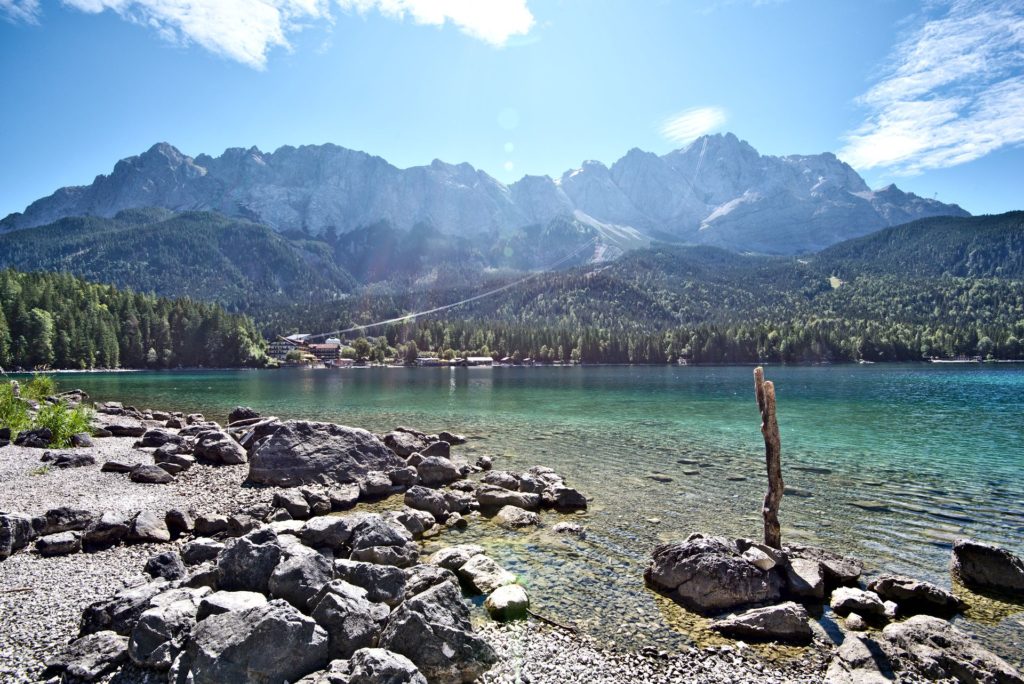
[464,356,494,366]
[308,344,341,364]
[268,333,311,361]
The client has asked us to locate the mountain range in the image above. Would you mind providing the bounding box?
[1,134,968,255]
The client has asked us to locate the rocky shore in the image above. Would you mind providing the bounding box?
[1,395,1022,683]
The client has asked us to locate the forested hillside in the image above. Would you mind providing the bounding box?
[0,209,356,310]
[0,269,266,370]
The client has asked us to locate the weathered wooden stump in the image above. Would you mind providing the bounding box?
[754,366,783,550]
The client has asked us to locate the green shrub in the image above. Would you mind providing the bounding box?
[0,383,31,437]
[33,400,93,448]
[22,374,57,401]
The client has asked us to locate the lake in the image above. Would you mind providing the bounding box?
[44,364,1024,665]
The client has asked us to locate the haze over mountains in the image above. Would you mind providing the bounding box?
[1,134,968,255]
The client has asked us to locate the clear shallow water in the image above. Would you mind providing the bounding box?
[50,365,1024,665]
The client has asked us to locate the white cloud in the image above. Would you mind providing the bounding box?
[840,0,1024,175]
[0,0,40,23]
[3,0,533,68]
[336,0,534,47]
[660,106,727,144]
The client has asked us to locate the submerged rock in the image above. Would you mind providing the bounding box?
[883,614,1023,683]
[867,574,967,617]
[484,584,530,621]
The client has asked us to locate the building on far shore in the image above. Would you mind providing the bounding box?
[464,356,494,366]
[268,333,311,361]
[308,344,341,364]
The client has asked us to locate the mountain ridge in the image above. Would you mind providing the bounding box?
[1,134,969,255]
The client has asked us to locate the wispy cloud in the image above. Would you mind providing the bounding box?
[337,0,535,48]
[660,106,727,144]
[0,0,40,23]
[0,0,535,68]
[840,0,1024,175]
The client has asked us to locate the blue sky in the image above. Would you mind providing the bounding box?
[1,0,1021,217]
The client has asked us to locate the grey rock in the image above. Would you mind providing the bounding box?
[309,580,390,659]
[248,420,404,487]
[388,466,419,487]
[196,590,268,621]
[301,515,363,550]
[783,557,825,601]
[457,554,516,595]
[883,614,1023,683]
[542,485,588,511]
[107,424,146,438]
[334,559,407,607]
[217,527,283,593]
[404,564,459,599]
[15,426,53,447]
[359,470,396,498]
[329,483,361,510]
[404,485,450,521]
[484,584,529,621]
[475,485,541,512]
[438,431,467,445]
[194,429,247,465]
[42,506,94,535]
[867,574,967,617]
[301,486,334,516]
[825,635,898,684]
[349,514,413,551]
[127,510,171,543]
[351,543,419,568]
[787,543,864,586]
[952,538,1024,595]
[145,550,187,581]
[846,613,868,631]
[644,536,784,615]
[36,531,82,557]
[140,428,185,448]
[0,512,37,560]
[172,599,329,684]
[182,538,225,565]
[269,546,334,610]
[80,578,169,636]
[421,440,451,458]
[228,406,260,424]
[383,431,429,458]
[101,460,133,473]
[194,514,229,536]
[70,432,95,447]
[274,489,312,519]
[830,587,887,619]
[130,463,174,484]
[83,510,130,548]
[349,647,427,684]
[227,513,260,537]
[165,509,195,539]
[416,456,461,487]
[552,521,586,538]
[475,456,492,470]
[128,591,203,670]
[709,601,813,644]
[379,581,497,683]
[428,545,485,572]
[393,507,435,539]
[44,451,98,468]
[155,446,196,471]
[41,630,128,681]
[481,470,520,491]
[494,505,540,529]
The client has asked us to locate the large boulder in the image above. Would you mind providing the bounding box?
[309,580,390,659]
[349,515,418,567]
[542,485,588,511]
[36,531,82,557]
[172,599,329,684]
[481,470,520,491]
[217,528,283,594]
[427,545,484,572]
[127,510,171,543]
[274,489,312,519]
[145,551,188,581]
[248,421,404,487]
[825,634,899,684]
[130,464,174,484]
[301,515,363,551]
[786,543,864,587]
[404,565,459,599]
[229,406,261,424]
[952,539,1024,595]
[494,505,540,529]
[15,426,53,447]
[383,431,430,458]
[867,574,967,617]
[349,648,427,684]
[883,615,1023,683]
[181,538,225,565]
[379,581,497,683]
[140,428,185,448]
[783,557,825,600]
[41,631,128,682]
[709,601,813,644]
[194,429,247,465]
[644,535,783,615]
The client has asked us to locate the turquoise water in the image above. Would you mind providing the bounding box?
[46,365,1024,664]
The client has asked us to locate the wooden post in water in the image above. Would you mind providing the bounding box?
[754,366,783,550]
